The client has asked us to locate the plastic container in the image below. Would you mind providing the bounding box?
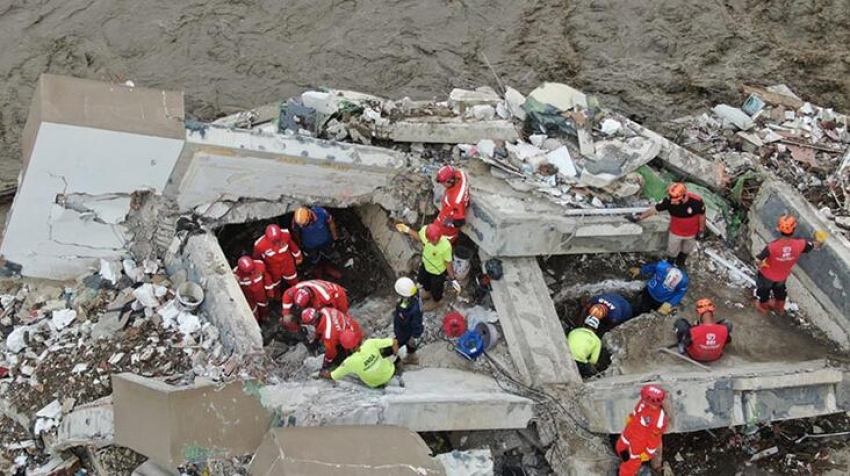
[453,245,473,282]
[475,322,501,351]
[442,311,467,338]
[176,282,205,311]
[456,330,485,360]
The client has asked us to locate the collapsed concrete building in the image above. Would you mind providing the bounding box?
[1,74,849,475]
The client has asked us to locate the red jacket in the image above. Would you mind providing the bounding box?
[687,324,729,362]
[621,400,668,457]
[253,231,302,280]
[314,308,362,363]
[281,280,349,317]
[439,169,470,222]
[233,260,274,301]
[759,238,810,282]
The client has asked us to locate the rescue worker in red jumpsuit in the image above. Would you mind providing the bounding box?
[301,307,363,375]
[674,298,732,361]
[755,215,821,315]
[233,256,274,322]
[433,165,470,244]
[252,224,302,299]
[279,279,349,332]
[616,384,669,476]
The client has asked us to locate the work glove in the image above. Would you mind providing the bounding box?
[657,302,673,316]
[814,229,828,244]
[630,267,641,279]
[758,259,769,268]
[450,280,461,293]
[395,223,411,234]
[319,369,332,380]
[625,214,641,223]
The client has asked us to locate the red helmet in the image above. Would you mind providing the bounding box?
[425,224,442,243]
[301,307,319,325]
[237,256,255,274]
[640,385,666,406]
[265,224,284,244]
[293,288,312,308]
[340,330,361,350]
[436,165,455,183]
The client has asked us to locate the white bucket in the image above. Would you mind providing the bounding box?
[176,282,204,311]
[453,245,473,282]
[475,322,501,351]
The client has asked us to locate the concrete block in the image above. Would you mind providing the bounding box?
[53,397,114,451]
[370,117,520,144]
[750,180,850,349]
[580,136,662,188]
[259,368,533,431]
[112,373,273,469]
[485,255,581,386]
[4,74,185,279]
[449,88,502,112]
[250,426,445,476]
[527,82,588,110]
[356,204,418,275]
[181,233,262,355]
[173,126,405,212]
[713,104,756,131]
[132,461,180,476]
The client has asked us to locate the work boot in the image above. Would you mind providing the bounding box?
[755,300,771,315]
[674,252,688,270]
[403,352,419,366]
[772,299,786,316]
[677,342,686,355]
[420,289,432,300]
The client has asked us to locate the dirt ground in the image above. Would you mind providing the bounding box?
[1,0,848,187]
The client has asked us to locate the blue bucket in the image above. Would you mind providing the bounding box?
[456,330,485,360]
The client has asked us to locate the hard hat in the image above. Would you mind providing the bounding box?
[640,384,666,406]
[425,223,442,243]
[442,312,467,338]
[340,330,361,350]
[394,277,417,297]
[663,267,684,289]
[587,304,608,320]
[436,165,455,183]
[667,182,687,202]
[237,256,255,274]
[695,298,715,315]
[293,288,312,308]
[265,224,284,243]
[294,207,312,226]
[777,214,797,235]
[300,307,319,325]
[584,315,601,330]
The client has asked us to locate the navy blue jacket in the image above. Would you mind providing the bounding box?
[394,295,424,343]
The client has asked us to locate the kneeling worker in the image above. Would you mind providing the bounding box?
[567,311,603,378]
[584,292,633,330]
[632,260,688,316]
[325,335,401,388]
[674,298,731,362]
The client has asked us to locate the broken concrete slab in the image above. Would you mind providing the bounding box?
[750,180,850,349]
[112,373,273,469]
[713,104,756,131]
[579,136,662,188]
[485,254,581,386]
[131,461,180,476]
[578,360,844,434]
[527,82,588,110]
[370,116,519,144]
[53,396,114,451]
[357,204,418,275]
[250,426,445,475]
[449,88,502,112]
[259,367,533,431]
[435,449,493,476]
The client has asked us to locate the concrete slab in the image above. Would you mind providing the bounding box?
[750,180,850,349]
[464,171,668,257]
[250,426,445,476]
[357,203,418,275]
[131,461,179,476]
[578,360,845,434]
[370,117,520,144]
[259,368,533,431]
[485,254,581,386]
[112,374,273,469]
[53,397,113,451]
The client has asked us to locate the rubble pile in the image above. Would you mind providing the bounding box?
[0,258,229,475]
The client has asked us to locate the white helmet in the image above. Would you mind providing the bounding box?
[394,277,417,297]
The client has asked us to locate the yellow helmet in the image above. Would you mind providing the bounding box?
[294,207,312,226]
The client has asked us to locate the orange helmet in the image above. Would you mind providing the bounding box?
[587,304,608,320]
[668,182,687,203]
[695,298,715,316]
[777,215,797,235]
[294,207,312,226]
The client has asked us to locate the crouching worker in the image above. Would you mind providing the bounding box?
[674,298,731,362]
[567,312,603,378]
[323,336,402,388]
[632,260,688,317]
[302,307,362,376]
[393,277,424,366]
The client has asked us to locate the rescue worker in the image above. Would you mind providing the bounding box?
[392,277,424,366]
[674,298,732,361]
[632,260,689,317]
[252,224,302,299]
[304,307,363,375]
[233,256,274,322]
[616,385,669,476]
[634,182,706,269]
[324,335,401,388]
[280,279,349,332]
[584,292,633,330]
[566,313,603,378]
[754,215,822,315]
[291,206,341,280]
[395,222,459,311]
[433,165,470,244]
